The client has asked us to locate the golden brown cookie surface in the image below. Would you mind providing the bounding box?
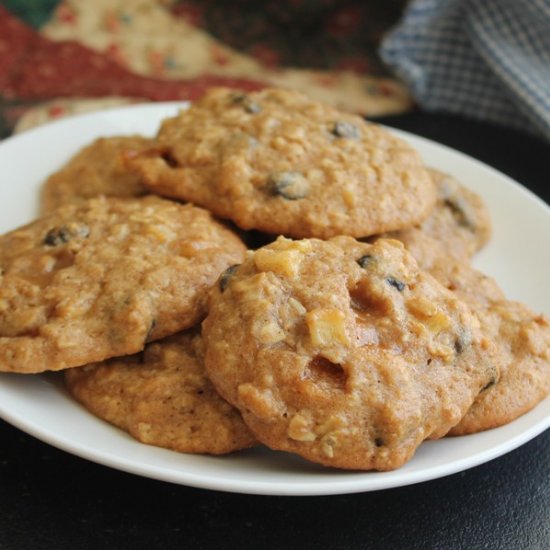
[397,232,550,434]
[387,229,504,304]
[450,301,550,435]
[387,168,491,263]
[41,136,152,213]
[203,236,497,470]
[65,330,256,454]
[130,88,436,238]
[420,168,491,256]
[0,196,246,373]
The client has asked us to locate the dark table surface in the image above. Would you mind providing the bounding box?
[0,112,549,550]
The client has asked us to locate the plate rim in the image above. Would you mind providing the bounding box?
[0,102,549,496]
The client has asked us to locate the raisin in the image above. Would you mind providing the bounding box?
[444,198,476,230]
[44,227,71,246]
[332,121,360,139]
[386,277,405,292]
[160,150,179,168]
[230,93,262,114]
[454,331,472,354]
[43,224,90,246]
[219,264,240,292]
[266,171,309,200]
[441,181,476,231]
[357,254,373,268]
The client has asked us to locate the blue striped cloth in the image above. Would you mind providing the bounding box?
[380,0,550,141]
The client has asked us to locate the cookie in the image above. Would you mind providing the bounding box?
[387,168,491,262]
[396,232,550,434]
[65,330,256,454]
[203,236,497,470]
[421,168,491,256]
[450,301,550,435]
[129,87,436,239]
[41,136,152,213]
[0,196,246,373]
[386,229,504,304]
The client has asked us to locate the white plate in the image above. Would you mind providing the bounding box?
[0,103,549,496]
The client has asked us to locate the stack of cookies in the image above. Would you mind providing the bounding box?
[1,88,549,470]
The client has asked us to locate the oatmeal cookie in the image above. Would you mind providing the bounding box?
[397,232,550,434]
[65,330,256,454]
[386,168,491,263]
[129,87,436,239]
[203,236,497,470]
[450,301,550,435]
[41,136,152,213]
[386,229,504,304]
[0,196,246,373]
